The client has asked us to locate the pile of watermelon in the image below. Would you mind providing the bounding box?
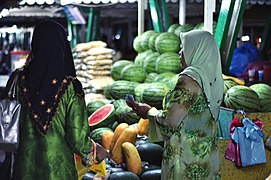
[223,79,271,113]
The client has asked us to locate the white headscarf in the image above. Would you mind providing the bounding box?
[180,30,224,120]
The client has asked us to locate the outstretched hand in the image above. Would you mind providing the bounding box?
[125,95,151,119]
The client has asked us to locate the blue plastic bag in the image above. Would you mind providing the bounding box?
[232,118,266,167]
[229,42,260,77]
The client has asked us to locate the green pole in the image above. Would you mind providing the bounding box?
[67,18,74,49]
[161,0,170,31]
[149,0,163,32]
[86,8,94,42]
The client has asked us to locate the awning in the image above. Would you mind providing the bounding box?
[17,0,271,6]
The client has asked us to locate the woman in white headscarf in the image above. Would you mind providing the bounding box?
[127,30,224,180]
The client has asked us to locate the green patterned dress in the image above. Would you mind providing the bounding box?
[148,75,220,180]
[12,81,92,180]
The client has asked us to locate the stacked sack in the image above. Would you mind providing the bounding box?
[73,41,114,102]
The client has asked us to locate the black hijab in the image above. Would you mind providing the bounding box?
[20,20,82,134]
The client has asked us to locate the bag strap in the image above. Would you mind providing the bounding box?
[7,69,22,99]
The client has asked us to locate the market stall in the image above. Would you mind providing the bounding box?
[0,0,271,179]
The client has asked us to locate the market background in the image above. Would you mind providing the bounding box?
[0,0,271,179]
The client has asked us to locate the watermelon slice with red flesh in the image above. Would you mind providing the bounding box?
[88,104,115,128]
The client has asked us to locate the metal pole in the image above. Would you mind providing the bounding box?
[204,0,215,34]
[179,0,186,25]
[138,0,144,35]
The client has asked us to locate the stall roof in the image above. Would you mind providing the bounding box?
[15,0,271,6]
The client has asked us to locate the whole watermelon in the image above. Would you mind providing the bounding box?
[134,50,153,67]
[144,73,158,83]
[109,80,139,100]
[156,52,181,74]
[140,31,156,52]
[224,85,260,112]
[148,33,160,52]
[143,52,160,73]
[174,23,193,37]
[155,32,180,54]
[167,24,180,33]
[121,64,147,83]
[111,60,133,80]
[133,35,144,53]
[250,83,271,112]
[223,80,239,95]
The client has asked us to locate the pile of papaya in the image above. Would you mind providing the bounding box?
[83,118,163,180]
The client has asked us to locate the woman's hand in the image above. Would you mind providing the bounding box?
[125,94,151,119]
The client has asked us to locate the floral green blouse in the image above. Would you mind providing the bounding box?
[12,81,92,180]
[148,75,220,180]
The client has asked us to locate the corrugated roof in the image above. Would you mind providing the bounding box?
[17,0,271,6]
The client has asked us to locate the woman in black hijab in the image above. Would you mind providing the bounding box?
[5,20,107,179]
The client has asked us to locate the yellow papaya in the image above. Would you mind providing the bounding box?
[109,123,129,152]
[137,118,149,136]
[122,142,142,175]
[222,74,245,85]
[101,130,114,150]
[111,127,137,164]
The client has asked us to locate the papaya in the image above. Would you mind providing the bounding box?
[111,127,137,164]
[137,118,149,136]
[109,123,129,152]
[122,142,142,175]
[101,130,114,150]
[222,74,245,85]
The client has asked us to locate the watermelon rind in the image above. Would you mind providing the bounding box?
[155,32,180,54]
[88,104,115,128]
[86,100,106,116]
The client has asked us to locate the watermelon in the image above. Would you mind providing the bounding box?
[88,104,115,128]
[144,73,158,83]
[223,80,239,95]
[133,35,144,53]
[143,52,160,73]
[224,85,260,112]
[167,24,180,33]
[156,52,181,74]
[121,64,147,83]
[104,84,113,99]
[109,80,139,100]
[134,50,153,67]
[89,127,113,144]
[174,23,194,37]
[113,99,141,124]
[194,22,217,34]
[134,83,150,102]
[154,72,178,89]
[136,82,169,109]
[155,32,180,53]
[86,100,106,116]
[111,60,133,81]
[148,33,160,52]
[249,83,271,112]
[140,31,156,51]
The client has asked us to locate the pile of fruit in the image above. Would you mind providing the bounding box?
[84,101,162,180]
[223,75,271,112]
[73,41,114,102]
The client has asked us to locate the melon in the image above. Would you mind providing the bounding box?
[86,100,106,116]
[249,83,271,112]
[88,104,115,128]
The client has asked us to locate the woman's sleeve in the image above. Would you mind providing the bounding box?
[147,75,199,142]
[65,85,93,158]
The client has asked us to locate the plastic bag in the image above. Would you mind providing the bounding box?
[229,42,260,77]
[233,118,266,167]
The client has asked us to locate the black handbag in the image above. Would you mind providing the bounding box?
[0,70,21,152]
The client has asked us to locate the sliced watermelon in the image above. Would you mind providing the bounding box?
[88,104,115,128]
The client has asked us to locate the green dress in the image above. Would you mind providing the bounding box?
[148,75,220,180]
[11,78,92,180]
